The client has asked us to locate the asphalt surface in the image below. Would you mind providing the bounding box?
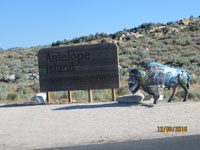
[1,102,199,150]
[39,134,200,150]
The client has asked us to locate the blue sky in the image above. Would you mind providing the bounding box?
[0,0,199,49]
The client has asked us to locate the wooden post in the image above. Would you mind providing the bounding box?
[46,91,51,103]
[68,90,72,103]
[88,89,93,103]
[112,88,116,101]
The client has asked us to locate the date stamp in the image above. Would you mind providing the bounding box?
[157,126,187,132]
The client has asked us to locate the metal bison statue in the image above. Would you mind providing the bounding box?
[128,62,190,104]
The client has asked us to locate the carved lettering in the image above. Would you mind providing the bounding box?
[46,63,75,73]
[45,52,91,64]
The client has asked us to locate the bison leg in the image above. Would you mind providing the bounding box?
[153,95,159,104]
[168,86,177,102]
[180,84,188,102]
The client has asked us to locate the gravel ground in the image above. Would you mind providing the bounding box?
[0,101,200,150]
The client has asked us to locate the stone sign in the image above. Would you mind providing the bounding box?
[38,43,120,92]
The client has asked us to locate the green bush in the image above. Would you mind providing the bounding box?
[167,21,179,28]
[0,73,3,80]
[184,20,200,32]
[7,92,18,100]
[0,88,8,100]
[116,86,130,96]
[141,58,155,65]
[188,90,200,100]
[93,90,105,101]
[32,80,39,92]
[189,74,200,84]
[72,90,88,100]
[138,47,148,59]
[196,76,200,84]
[176,89,200,100]
[176,90,185,98]
[51,91,66,99]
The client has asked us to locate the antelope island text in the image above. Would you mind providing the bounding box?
[45,52,90,73]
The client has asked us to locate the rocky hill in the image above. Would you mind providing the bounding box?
[52,17,200,74]
[0,16,200,102]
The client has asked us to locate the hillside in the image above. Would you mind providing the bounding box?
[0,16,200,103]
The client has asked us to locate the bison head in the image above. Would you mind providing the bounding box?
[128,69,147,94]
[128,69,141,94]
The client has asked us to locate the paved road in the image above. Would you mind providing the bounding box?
[40,135,200,150]
[1,102,200,149]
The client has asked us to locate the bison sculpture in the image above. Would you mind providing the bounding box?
[128,62,190,104]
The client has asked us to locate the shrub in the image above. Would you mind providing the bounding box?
[196,76,200,84]
[93,90,105,101]
[0,73,3,80]
[138,47,148,59]
[15,71,23,80]
[100,38,109,44]
[32,80,39,92]
[141,58,155,65]
[137,23,156,34]
[176,90,185,98]
[167,21,179,28]
[188,90,200,100]
[0,88,8,100]
[176,89,200,100]
[184,20,200,32]
[116,86,130,96]
[72,90,88,100]
[189,74,200,84]
[7,92,18,100]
